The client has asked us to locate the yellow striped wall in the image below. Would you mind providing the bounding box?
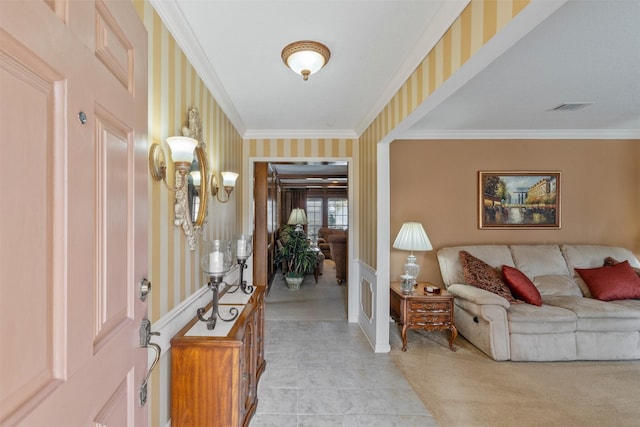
[359,0,530,268]
[134,0,242,321]
[247,138,355,158]
[133,2,242,426]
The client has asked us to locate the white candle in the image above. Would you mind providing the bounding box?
[209,251,224,273]
[237,239,247,257]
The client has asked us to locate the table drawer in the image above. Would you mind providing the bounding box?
[408,312,451,326]
[409,301,450,312]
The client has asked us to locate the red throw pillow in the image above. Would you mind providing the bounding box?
[576,261,640,301]
[502,265,542,306]
[603,256,640,277]
[459,251,519,303]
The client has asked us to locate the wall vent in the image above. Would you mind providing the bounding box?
[550,102,594,111]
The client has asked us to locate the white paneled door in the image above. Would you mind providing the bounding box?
[0,1,148,425]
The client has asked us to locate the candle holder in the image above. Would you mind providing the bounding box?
[237,255,253,294]
[196,273,239,330]
[198,239,237,330]
[228,234,253,294]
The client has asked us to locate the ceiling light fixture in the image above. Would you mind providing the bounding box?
[281,40,330,81]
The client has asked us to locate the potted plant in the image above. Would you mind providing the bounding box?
[275,226,319,290]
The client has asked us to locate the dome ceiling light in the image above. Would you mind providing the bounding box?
[281,40,331,81]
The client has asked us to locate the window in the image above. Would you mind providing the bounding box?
[306,198,323,238]
[328,198,348,229]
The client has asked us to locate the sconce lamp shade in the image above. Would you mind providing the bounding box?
[149,136,197,191]
[287,208,308,226]
[190,171,201,186]
[281,40,331,81]
[166,136,197,163]
[221,171,239,188]
[393,222,432,253]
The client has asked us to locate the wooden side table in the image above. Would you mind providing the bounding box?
[390,282,458,352]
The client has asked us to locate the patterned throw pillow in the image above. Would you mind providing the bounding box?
[459,251,519,303]
[603,257,640,277]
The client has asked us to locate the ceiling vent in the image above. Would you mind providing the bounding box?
[550,102,595,111]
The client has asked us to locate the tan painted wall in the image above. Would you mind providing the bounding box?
[390,139,640,286]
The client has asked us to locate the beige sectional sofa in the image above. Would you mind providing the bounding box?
[437,244,640,361]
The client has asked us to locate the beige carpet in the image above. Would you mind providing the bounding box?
[389,327,640,427]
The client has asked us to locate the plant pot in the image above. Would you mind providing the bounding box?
[285,276,304,290]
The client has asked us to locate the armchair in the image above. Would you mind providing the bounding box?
[328,234,347,285]
[317,227,347,259]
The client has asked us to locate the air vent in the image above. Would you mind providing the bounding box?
[550,102,594,111]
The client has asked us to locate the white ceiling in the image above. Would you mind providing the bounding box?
[152,0,640,141]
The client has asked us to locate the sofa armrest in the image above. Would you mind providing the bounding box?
[447,284,511,309]
[447,284,511,361]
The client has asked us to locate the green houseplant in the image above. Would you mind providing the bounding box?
[275,226,318,290]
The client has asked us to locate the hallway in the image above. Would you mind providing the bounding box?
[250,260,437,426]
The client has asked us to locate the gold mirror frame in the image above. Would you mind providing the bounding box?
[191,146,208,227]
[174,108,208,250]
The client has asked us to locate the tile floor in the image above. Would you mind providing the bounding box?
[250,263,437,426]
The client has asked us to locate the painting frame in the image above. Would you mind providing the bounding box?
[479,171,561,229]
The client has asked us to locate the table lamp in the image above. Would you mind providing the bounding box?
[287,208,308,233]
[393,222,433,291]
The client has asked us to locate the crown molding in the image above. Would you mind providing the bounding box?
[149,0,247,135]
[242,129,358,140]
[398,129,640,140]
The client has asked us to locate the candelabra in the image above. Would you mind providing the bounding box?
[227,234,253,294]
[196,272,239,330]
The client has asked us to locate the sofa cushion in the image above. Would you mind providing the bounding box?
[532,275,583,297]
[543,295,640,332]
[507,303,576,334]
[575,261,640,301]
[502,266,542,306]
[459,251,519,303]
[437,245,514,287]
[510,245,570,277]
[561,245,640,297]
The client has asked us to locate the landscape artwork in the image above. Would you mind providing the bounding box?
[479,171,560,229]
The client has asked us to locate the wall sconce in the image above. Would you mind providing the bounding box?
[149,136,198,191]
[211,171,238,203]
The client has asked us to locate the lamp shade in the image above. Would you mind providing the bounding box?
[166,136,197,163]
[190,171,201,186]
[287,208,308,225]
[393,222,433,252]
[221,171,239,187]
[281,41,330,80]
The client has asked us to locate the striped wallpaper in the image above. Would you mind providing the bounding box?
[133,0,242,322]
[133,2,242,426]
[247,138,355,158]
[359,0,530,268]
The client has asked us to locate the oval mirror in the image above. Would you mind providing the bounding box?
[188,146,208,228]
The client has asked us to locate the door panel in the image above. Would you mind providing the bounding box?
[0,28,64,422]
[0,1,148,425]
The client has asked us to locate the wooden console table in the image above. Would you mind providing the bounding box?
[389,282,457,352]
[171,286,265,427]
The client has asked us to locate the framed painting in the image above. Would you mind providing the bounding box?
[479,171,561,229]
